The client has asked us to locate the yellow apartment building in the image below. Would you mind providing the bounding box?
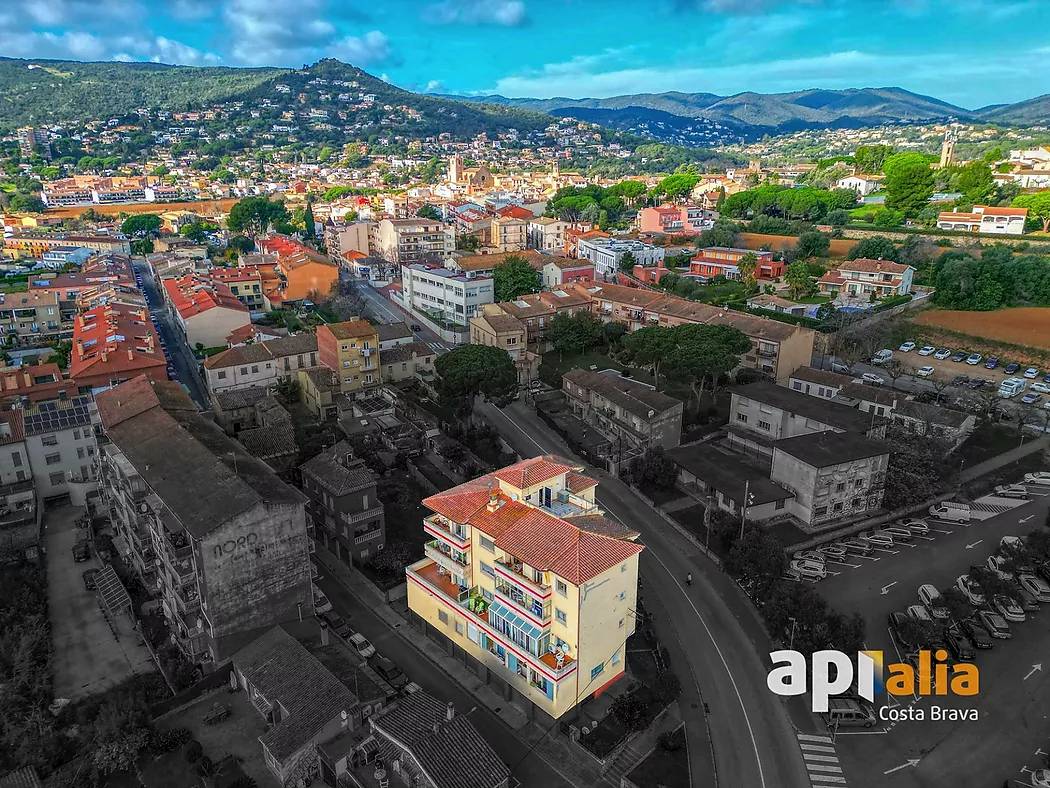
[317,320,381,396]
[406,456,643,722]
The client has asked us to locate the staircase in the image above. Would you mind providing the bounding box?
[603,738,649,788]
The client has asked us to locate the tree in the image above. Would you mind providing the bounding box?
[725,526,787,594]
[275,377,301,405]
[847,236,898,261]
[939,586,974,625]
[883,152,935,216]
[784,261,813,300]
[416,204,441,221]
[884,359,906,389]
[434,344,518,415]
[795,231,830,259]
[603,321,627,350]
[854,144,893,174]
[627,447,678,489]
[8,193,45,213]
[92,699,151,779]
[46,340,72,368]
[228,235,255,254]
[736,252,758,288]
[610,691,647,731]
[369,541,415,576]
[303,198,316,239]
[131,238,154,256]
[493,255,541,302]
[618,250,638,273]
[956,161,994,204]
[120,213,161,238]
[227,196,290,237]
[1013,191,1050,233]
[625,326,675,389]
[826,209,850,226]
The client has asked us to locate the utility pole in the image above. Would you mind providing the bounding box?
[788,616,797,650]
[703,492,713,553]
[739,479,753,541]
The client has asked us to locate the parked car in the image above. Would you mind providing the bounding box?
[897,518,930,536]
[917,365,935,378]
[793,551,827,565]
[816,543,848,561]
[861,372,885,386]
[918,345,936,356]
[872,349,894,366]
[840,537,874,556]
[993,595,1025,623]
[951,350,968,362]
[984,357,999,369]
[934,348,952,360]
[993,484,1029,499]
[907,604,933,623]
[821,698,877,729]
[858,530,893,549]
[831,361,852,374]
[1005,362,1021,375]
[322,611,352,639]
[1022,392,1044,405]
[72,540,90,562]
[1031,382,1050,395]
[1019,573,1050,602]
[789,559,827,581]
[781,566,803,583]
[976,610,1011,638]
[986,555,1014,581]
[961,619,994,649]
[918,584,949,619]
[944,629,976,661]
[373,657,410,689]
[1043,372,1050,383]
[410,324,423,332]
[930,502,970,522]
[968,378,987,389]
[880,526,913,542]
[313,588,333,615]
[1015,587,1041,612]
[1025,367,1041,379]
[348,633,376,658]
[82,568,99,590]
[1024,472,1050,484]
[951,374,970,386]
[956,575,986,606]
[899,341,917,352]
[966,353,983,365]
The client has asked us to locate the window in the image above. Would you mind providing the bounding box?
[45,453,61,465]
[612,652,621,665]
[240,367,247,375]
[11,451,21,467]
[455,621,464,635]
[775,499,785,510]
[852,497,862,508]
[479,535,495,551]
[833,502,844,513]
[77,448,85,459]
[836,482,845,492]
[758,420,771,431]
[814,506,828,517]
[438,609,449,624]
[251,365,258,373]
[48,472,64,486]
[792,381,803,390]
[736,413,748,423]
[218,371,227,379]
[73,429,81,440]
[591,663,605,681]
[41,434,58,446]
[555,608,567,624]
[15,470,26,482]
[854,479,865,489]
[556,580,567,596]
[480,562,495,578]
[621,563,627,573]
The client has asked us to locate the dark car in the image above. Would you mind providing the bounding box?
[976,610,1011,639]
[968,378,987,389]
[372,657,410,689]
[1016,587,1041,612]
[410,324,423,332]
[322,611,352,639]
[82,568,100,590]
[72,539,90,562]
[984,357,999,369]
[1043,372,1050,384]
[888,612,919,648]
[951,351,968,362]
[1005,362,1021,375]
[951,374,969,386]
[961,619,994,648]
[945,629,976,661]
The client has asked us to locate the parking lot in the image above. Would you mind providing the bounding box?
[47,505,154,700]
[800,481,1050,788]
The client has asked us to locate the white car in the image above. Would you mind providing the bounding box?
[347,632,376,658]
[789,559,827,581]
[897,518,930,536]
[955,574,986,606]
[1020,574,1050,603]
[1000,535,1026,553]
[918,584,949,619]
[1025,471,1050,484]
[906,604,932,622]
[861,372,885,386]
[313,587,333,615]
[793,550,826,565]
[917,366,935,378]
[993,595,1025,623]
[934,348,952,360]
[858,530,893,549]
[1031,382,1050,395]
[993,484,1029,499]
[1024,367,1040,379]
[899,342,917,352]
[918,345,936,356]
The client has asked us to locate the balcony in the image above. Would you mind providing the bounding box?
[757,347,778,358]
[407,559,471,604]
[425,540,470,576]
[494,580,550,625]
[343,506,384,526]
[423,514,470,551]
[354,527,383,545]
[494,558,550,599]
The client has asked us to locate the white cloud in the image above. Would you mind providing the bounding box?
[424,0,526,26]
[328,31,391,66]
[425,79,445,92]
[18,0,139,26]
[116,35,222,65]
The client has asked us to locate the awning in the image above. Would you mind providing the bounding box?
[489,601,542,641]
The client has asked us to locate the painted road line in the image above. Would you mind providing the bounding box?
[934,528,955,535]
[809,776,847,785]
[807,764,844,773]
[803,754,840,764]
[800,744,837,753]
[797,734,834,744]
[827,561,862,569]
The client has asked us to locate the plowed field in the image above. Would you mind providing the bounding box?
[916,308,1050,351]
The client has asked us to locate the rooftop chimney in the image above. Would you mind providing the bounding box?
[446,702,455,721]
[433,722,442,735]
[127,349,134,361]
[320,619,330,646]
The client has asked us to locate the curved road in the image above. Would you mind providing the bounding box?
[480,399,812,788]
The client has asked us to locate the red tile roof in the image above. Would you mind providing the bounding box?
[496,205,534,220]
[0,409,25,446]
[491,456,575,489]
[69,302,166,385]
[837,258,911,275]
[565,472,598,494]
[424,482,494,524]
[163,274,249,319]
[208,265,263,284]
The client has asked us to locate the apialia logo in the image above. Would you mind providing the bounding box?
[767,649,979,712]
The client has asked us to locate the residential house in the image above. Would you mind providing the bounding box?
[0,290,65,343]
[372,219,456,267]
[690,248,782,281]
[397,265,493,328]
[937,205,1028,236]
[563,228,608,258]
[377,322,415,350]
[204,334,319,394]
[69,303,167,393]
[481,288,591,347]
[667,442,793,521]
[96,376,313,664]
[300,440,385,565]
[746,294,807,317]
[817,258,915,299]
[528,217,568,252]
[636,204,713,235]
[576,237,665,279]
[299,367,343,421]
[0,362,75,405]
[406,456,644,722]
[29,254,136,304]
[490,216,528,253]
[446,251,547,280]
[163,274,251,350]
[256,235,340,308]
[380,341,436,384]
[75,282,147,313]
[207,266,270,312]
[22,396,98,503]
[786,367,854,400]
[542,258,593,289]
[469,312,538,384]
[562,369,683,450]
[834,382,901,418]
[317,320,381,396]
[835,175,883,196]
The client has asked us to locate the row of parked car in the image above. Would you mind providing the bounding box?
[897,342,1049,380]
[785,518,935,582]
[136,268,179,382]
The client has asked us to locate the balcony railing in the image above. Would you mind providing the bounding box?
[425,541,470,576]
[757,347,777,358]
[354,527,383,545]
[343,506,385,526]
[424,514,470,549]
[494,558,550,599]
[494,581,551,624]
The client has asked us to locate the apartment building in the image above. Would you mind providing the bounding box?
[528,217,568,252]
[317,320,381,396]
[300,440,385,565]
[398,264,494,328]
[786,367,854,400]
[562,369,683,450]
[203,267,270,312]
[490,216,528,253]
[22,397,99,502]
[0,362,76,405]
[379,341,436,383]
[576,237,665,279]
[256,235,340,308]
[446,251,547,280]
[406,457,644,722]
[163,275,251,349]
[690,247,783,280]
[584,282,815,383]
[372,218,456,266]
[96,376,313,664]
[29,254,136,303]
[817,258,915,299]
[5,233,132,260]
[0,290,65,343]
[469,312,537,384]
[204,334,319,394]
[542,258,593,289]
[564,228,608,258]
[69,303,167,393]
[0,412,38,561]
[636,204,713,235]
[324,219,370,263]
[481,288,592,347]
[17,126,50,160]
[937,205,1028,236]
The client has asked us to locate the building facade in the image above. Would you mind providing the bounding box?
[372,219,456,266]
[317,320,381,396]
[398,264,494,327]
[817,258,915,299]
[490,217,528,253]
[937,205,1028,235]
[203,334,319,394]
[528,217,568,252]
[576,237,665,279]
[562,369,683,450]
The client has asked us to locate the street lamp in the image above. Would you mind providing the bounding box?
[788,616,797,650]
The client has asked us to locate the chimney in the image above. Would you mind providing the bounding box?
[101,349,107,362]
[127,349,134,361]
[446,702,455,721]
[487,488,500,512]
[22,372,30,387]
[319,619,330,646]
[432,722,442,735]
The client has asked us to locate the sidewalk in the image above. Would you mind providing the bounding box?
[312,546,626,788]
[961,434,1050,483]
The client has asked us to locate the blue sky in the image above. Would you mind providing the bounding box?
[1,0,1047,108]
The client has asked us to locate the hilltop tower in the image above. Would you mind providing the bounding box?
[939,130,957,169]
[448,154,463,183]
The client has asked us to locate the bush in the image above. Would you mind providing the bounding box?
[610,691,647,732]
[150,727,192,754]
[658,728,686,752]
[185,740,202,763]
[230,778,258,788]
[653,671,682,705]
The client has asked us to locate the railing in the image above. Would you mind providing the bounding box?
[425,541,470,575]
[424,514,470,548]
[757,347,777,358]
[494,559,550,598]
[494,582,551,624]
[354,528,382,545]
[343,506,385,526]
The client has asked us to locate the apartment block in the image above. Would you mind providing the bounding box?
[317,320,381,396]
[256,235,340,308]
[163,274,251,349]
[324,219,370,264]
[22,397,99,503]
[0,290,65,343]
[490,216,528,253]
[398,264,493,328]
[203,334,319,394]
[206,266,270,312]
[690,247,783,280]
[406,457,644,722]
[372,218,456,266]
[576,237,665,279]
[96,376,313,664]
[527,217,568,252]
[69,303,167,393]
[562,369,683,450]
[469,312,537,384]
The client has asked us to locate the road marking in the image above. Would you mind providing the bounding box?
[797,734,834,743]
[880,582,898,595]
[803,753,839,763]
[809,776,846,785]
[807,764,843,773]
[873,548,899,554]
[1024,664,1043,680]
[1021,515,1035,523]
[855,555,881,561]
[934,528,954,535]
[826,561,862,569]
[915,535,936,541]
[796,732,849,787]
[884,759,920,775]
[965,540,983,549]
[485,404,769,788]
[800,744,837,753]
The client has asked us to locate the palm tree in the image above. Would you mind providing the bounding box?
[737,252,759,289]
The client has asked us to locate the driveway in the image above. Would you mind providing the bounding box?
[47,505,154,700]
[810,483,1050,788]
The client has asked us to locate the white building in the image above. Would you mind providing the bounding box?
[936,205,1028,236]
[21,396,99,503]
[576,237,665,279]
[372,218,456,266]
[527,217,568,252]
[397,264,494,327]
[203,334,319,394]
[835,175,883,196]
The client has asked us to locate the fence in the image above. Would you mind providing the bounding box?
[150,663,234,720]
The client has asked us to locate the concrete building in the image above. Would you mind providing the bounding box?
[836,175,883,196]
[562,369,683,450]
[206,266,270,312]
[379,341,436,384]
[203,334,319,394]
[300,440,385,565]
[528,217,568,252]
[256,235,340,309]
[936,205,1028,236]
[576,237,665,279]
[22,396,99,504]
[0,290,65,343]
[490,216,528,253]
[469,312,538,384]
[690,248,783,281]
[889,401,976,449]
[636,204,713,235]
[96,376,313,665]
[372,219,455,267]
[69,303,167,394]
[163,274,251,350]
[324,220,370,263]
[667,443,793,521]
[817,258,915,299]
[770,431,889,527]
[398,264,493,328]
[317,320,381,396]
[446,251,547,280]
[376,322,414,350]
[542,258,593,289]
[786,367,854,401]
[406,456,644,722]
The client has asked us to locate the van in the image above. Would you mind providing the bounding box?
[929,501,970,523]
[872,349,893,366]
[822,698,877,729]
[998,377,1027,398]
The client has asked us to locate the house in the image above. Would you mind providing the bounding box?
[163,274,251,350]
[397,264,493,328]
[542,258,593,289]
[0,411,39,561]
[481,288,591,347]
[0,362,75,405]
[528,217,568,252]
[446,251,548,280]
[372,219,456,266]
[770,431,890,526]
[406,456,644,722]
[636,204,713,235]
[469,312,538,384]
[835,175,883,196]
[366,691,511,788]
[204,333,319,394]
[380,341,436,384]
[889,401,976,449]
[22,396,98,504]
[936,205,1028,236]
[817,258,915,299]
[28,253,136,302]
[834,382,901,417]
[97,376,313,665]
[0,290,65,343]
[577,237,665,279]
[690,247,782,281]
[490,216,528,253]
[562,369,683,450]
[207,266,270,312]
[377,322,415,350]
[564,228,608,258]
[299,367,343,420]
[746,294,807,317]
[667,442,793,521]
[317,320,381,396]
[787,367,854,400]
[727,381,885,459]
[256,235,340,308]
[69,303,167,393]
[300,440,385,565]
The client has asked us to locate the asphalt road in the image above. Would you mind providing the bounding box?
[338,271,450,354]
[814,483,1050,788]
[478,398,813,788]
[311,561,573,788]
[134,261,209,408]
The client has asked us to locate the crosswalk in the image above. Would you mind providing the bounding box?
[797,733,848,787]
[426,341,446,352]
